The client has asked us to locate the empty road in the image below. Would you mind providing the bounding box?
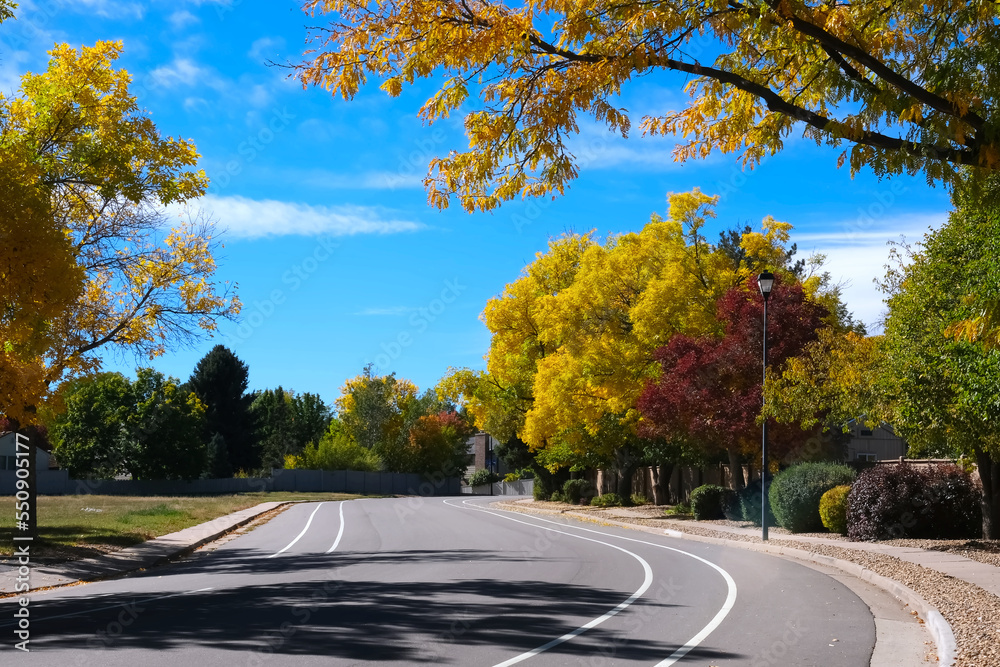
[2,497,880,665]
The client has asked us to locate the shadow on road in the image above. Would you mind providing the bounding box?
[25,548,745,663]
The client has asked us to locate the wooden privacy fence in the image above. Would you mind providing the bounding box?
[0,468,462,496]
[591,458,972,504]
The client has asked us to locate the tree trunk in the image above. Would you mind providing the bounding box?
[727,447,745,492]
[616,464,636,503]
[651,463,674,505]
[974,447,1000,539]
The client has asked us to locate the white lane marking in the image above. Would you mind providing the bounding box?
[0,587,214,627]
[457,499,739,667]
[267,502,325,558]
[442,499,653,667]
[326,501,346,553]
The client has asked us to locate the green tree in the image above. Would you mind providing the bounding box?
[250,387,332,471]
[51,369,206,480]
[187,345,255,475]
[129,368,207,480]
[50,373,134,479]
[204,432,232,479]
[337,365,420,471]
[289,421,382,472]
[299,0,1000,213]
[877,203,1000,538]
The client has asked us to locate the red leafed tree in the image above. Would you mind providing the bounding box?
[406,410,476,476]
[638,276,828,490]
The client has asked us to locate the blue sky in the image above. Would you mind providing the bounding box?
[3,0,953,404]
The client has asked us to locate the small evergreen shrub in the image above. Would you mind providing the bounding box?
[468,469,501,487]
[630,493,651,506]
[563,479,597,504]
[769,462,856,533]
[820,485,851,534]
[690,484,736,520]
[847,464,982,541]
[739,480,777,526]
[591,493,624,507]
[550,491,565,502]
[533,482,550,501]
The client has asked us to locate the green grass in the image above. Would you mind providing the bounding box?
[0,492,364,561]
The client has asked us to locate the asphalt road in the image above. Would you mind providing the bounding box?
[1,497,878,665]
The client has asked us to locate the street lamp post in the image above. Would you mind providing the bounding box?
[757,270,775,541]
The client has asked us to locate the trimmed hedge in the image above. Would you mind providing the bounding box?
[690,484,737,520]
[468,469,500,486]
[847,464,982,541]
[563,479,597,504]
[769,462,856,533]
[591,493,624,507]
[819,485,851,535]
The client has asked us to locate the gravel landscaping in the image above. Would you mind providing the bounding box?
[500,499,1000,667]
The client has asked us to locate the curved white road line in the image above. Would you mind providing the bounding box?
[267,502,326,558]
[443,499,653,667]
[453,499,739,667]
[326,501,346,553]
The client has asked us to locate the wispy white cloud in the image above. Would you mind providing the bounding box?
[150,57,226,91]
[170,194,424,239]
[75,0,144,18]
[303,169,425,191]
[248,36,285,62]
[169,10,199,30]
[354,306,418,316]
[797,212,948,331]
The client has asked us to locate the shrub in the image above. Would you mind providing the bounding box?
[290,433,382,473]
[690,484,737,520]
[847,464,982,541]
[550,491,565,502]
[769,462,856,533]
[591,493,624,507]
[630,493,651,506]
[468,469,501,487]
[533,482,550,501]
[739,480,777,526]
[820,485,851,534]
[665,501,691,516]
[563,479,597,504]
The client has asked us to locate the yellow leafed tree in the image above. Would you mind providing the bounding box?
[299,0,1000,212]
[0,40,239,424]
[445,190,815,496]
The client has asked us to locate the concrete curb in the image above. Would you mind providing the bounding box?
[0,501,296,597]
[498,502,957,667]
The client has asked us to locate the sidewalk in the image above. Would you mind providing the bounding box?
[0,501,288,595]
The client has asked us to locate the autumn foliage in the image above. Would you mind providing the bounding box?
[638,276,829,466]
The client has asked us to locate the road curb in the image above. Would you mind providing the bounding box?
[497,502,957,666]
[0,501,299,597]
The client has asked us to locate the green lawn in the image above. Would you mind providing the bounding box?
[0,492,363,561]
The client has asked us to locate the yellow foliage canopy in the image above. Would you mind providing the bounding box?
[0,40,239,424]
[300,0,1000,212]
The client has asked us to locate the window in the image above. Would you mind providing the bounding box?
[856,452,877,462]
[859,428,874,437]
